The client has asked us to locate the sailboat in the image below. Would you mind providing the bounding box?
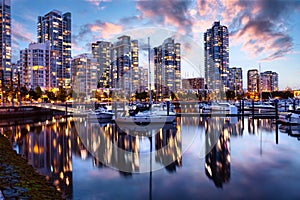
[115,37,176,125]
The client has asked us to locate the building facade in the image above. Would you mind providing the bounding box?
[138,67,148,92]
[91,41,112,88]
[228,67,243,95]
[72,54,97,98]
[37,10,71,88]
[0,0,11,85]
[111,35,139,93]
[260,71,278,92]
[20,42,51,90]
[204,21,229,96]
[247,69,260,93]
[154,37,181,100]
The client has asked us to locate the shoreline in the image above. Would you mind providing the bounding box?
[0,133,63,199]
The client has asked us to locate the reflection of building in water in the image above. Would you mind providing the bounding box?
[74,120,140,173]
[73,120,182,173]
[5,118,73,198]
[258,119,275,132]
[248,118,275,134]
[155,124,182,172]
[226,117,243,136]
[205,117,231,188]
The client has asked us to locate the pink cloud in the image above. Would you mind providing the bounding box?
[84,0,111,7]
[12,20,35,44]
[90,22,123,39]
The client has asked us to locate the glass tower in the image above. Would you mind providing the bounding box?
[37,10,71,88]
[0,0,11,85]
[204,21,229,97]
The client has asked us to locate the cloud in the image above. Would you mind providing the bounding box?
[84,0,110,7]
[12,20,35,44]
[11,20,35,61]
[134,0,299,61]
[136,0,193,35]
[73,20,123,46]
[219,0,299,61]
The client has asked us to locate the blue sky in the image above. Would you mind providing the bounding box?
[11,0,300,90]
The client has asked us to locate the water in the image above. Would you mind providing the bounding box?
[1,116,300,199]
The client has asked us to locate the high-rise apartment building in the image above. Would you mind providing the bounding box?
[37,10,71,88]
[138,67,148,92]
[0,0,11,85]
[131,40,139,92]
[92,41,113,88]
[20,41,51,90]
[111,35,139,93]
[154,37,181,100]
[72,54,98,98]
[204,21,229,95]
[260,71,278,92]
[247,69,259,93]
[228,67,243,95]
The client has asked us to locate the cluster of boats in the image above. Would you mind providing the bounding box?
[78,98,300,126]
[83,102,177,125]
[278,106,300,125]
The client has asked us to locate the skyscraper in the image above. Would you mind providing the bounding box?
[247,69,260,93]
[154,37,181,100]
[0,0,11,85]
[92,41,113,88]
[37,10,71,88]
[260,71,278,92]
[204,21,229,95]
[111,35,139,93]
[228,67,243,95]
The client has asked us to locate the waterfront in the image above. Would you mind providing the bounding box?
[1,116,300,199]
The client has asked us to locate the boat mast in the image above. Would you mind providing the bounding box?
[148,37,152,105]
[259,63,262,103]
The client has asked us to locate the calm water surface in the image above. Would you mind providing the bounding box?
[1,116,300,199]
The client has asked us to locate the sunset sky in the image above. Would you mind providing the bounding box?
[11,0,300,89]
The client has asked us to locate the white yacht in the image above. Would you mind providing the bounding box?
[94,107,114,120]
[115,105,177,125]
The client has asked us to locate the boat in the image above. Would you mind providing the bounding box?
[278,106,300,125]
[94,107,114,120]
[244,102,276,114]
[210,102,231,112]
[85,106,114,122]
[115,109,176,125]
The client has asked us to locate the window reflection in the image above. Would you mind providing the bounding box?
[205,117,231,188]
[2,116,73,199]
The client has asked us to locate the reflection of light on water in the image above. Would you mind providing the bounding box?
[139,137,151,153]
[81,149,88,160]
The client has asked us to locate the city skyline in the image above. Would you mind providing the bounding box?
[10,0,300,90]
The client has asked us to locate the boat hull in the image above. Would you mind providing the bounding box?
[96,113,114,119]
[115,115,176,124]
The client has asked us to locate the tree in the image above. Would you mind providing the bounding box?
[57,87,67,102]
[35,85,43,99]
[226,90,235,100]
[29,89,38,100]
[45,90,56,101]
[20,86,28,99]
[171,91,178,101]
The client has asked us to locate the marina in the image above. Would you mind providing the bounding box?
[1,114,300,199]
